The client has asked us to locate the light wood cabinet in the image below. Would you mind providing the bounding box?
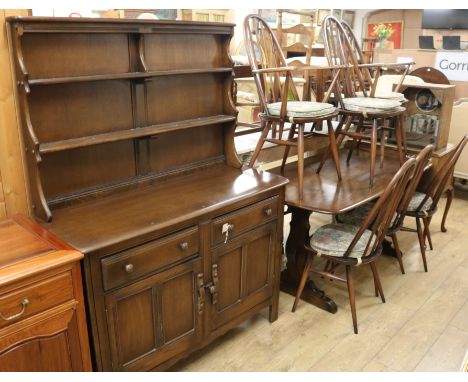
[0,215,91,372]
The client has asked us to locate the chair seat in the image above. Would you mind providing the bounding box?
[355,91,407,102]
[309,223,375,259]
[343,97,402,113]
[336,202,375,226]
[407,191,433,212]
[267,101,336,118]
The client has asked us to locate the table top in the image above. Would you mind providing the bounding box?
[277,149,402,214]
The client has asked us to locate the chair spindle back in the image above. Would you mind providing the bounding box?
[418,134,468,212]
[243,14,300,113]
[322,15,367,107]
[343,158,417,259]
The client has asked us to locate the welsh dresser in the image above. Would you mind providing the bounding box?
[6,17,288,371]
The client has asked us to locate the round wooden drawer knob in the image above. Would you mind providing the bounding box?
[180,242,189,250]
[124,264,134,273]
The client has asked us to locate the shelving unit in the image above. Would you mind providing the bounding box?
[8,17,238,222]
[7,17,288,372]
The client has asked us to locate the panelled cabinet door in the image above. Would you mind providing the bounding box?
[0,304,85,372]
[209,222,277,329]
[104,258,204,371]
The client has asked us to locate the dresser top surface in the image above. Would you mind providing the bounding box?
[6,16,236,30]
[42,165,288,255]
[0,219,54,270]
[0,216,82,285]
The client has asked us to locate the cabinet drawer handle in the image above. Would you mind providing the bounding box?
[124,264,134,273]
[264,207,273,216]
[0,298,29,321]
[179,242,189,250]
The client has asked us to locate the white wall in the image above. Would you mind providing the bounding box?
[353,9,376,44]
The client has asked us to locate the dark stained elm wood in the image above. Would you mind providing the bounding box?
[22,33,131,79]
[30,81,134,143]
[144,34,230,70]
[271,149,403,313]
[280,149,402,214]
[29,68,233,86]
[44,165,286,255]
[40,115,235,154]
[8,17,288,371]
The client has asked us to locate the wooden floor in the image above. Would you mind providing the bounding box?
[173,186,468,372]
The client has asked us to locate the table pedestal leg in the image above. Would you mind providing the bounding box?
[280,207,338,313]
[382,238,401,258]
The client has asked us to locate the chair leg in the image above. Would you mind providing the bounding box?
[416,217,428,272]
[395,114,406,165]
[281,123,296,171]
[292,252,313,313]
[441,187,454,233]
[390,233,405,274]
[370,262,386,303]
[248,120,270,168]
[271,121,277,139]
[346,265,358,334]
[422,216,433,251]
[316,115,348,174]
[347,117,363,163]
[380,119,388,169]
[322,259,331,273]
[369,119,378,187]
[327,119,342,180]
[297,124,305,200]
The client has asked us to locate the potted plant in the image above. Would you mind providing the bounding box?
[373,23,394,48]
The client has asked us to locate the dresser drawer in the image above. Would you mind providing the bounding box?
[0,272,74,328]
[211,196,279,246]
[101,226,199,291]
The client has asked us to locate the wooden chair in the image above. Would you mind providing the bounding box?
[337,145,434,274]
[402,134,468,272]
[243,14,344,199]
[292,158,417,334]
[317,16,410,187]
[341,20,412,100]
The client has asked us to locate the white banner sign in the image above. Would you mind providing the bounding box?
[435,51,468,82]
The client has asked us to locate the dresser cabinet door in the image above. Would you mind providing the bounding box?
[209,222,277,329]
[104,258,203,371]
[0,305,85,371]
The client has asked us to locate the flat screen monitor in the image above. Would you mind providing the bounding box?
[419,36,435,49]
[442,36,461,50]
[422,10,468,29]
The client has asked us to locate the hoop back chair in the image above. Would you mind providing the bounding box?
[293,158,417,333]
[243,14,344,199]
[404,134,468,272]
[341,20,412,98]
[317,16,408,187]
[337,145,434,274]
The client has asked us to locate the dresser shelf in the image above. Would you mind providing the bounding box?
[39,114,236,154]
[28,67,233,86]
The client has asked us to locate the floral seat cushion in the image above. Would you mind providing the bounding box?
[343,97,402,113]
[336,202,375,226]
[407,191,433,212]
[309,223,375,259]
[267,101,336,118]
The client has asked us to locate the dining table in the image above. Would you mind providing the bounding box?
[271,147,404,313]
